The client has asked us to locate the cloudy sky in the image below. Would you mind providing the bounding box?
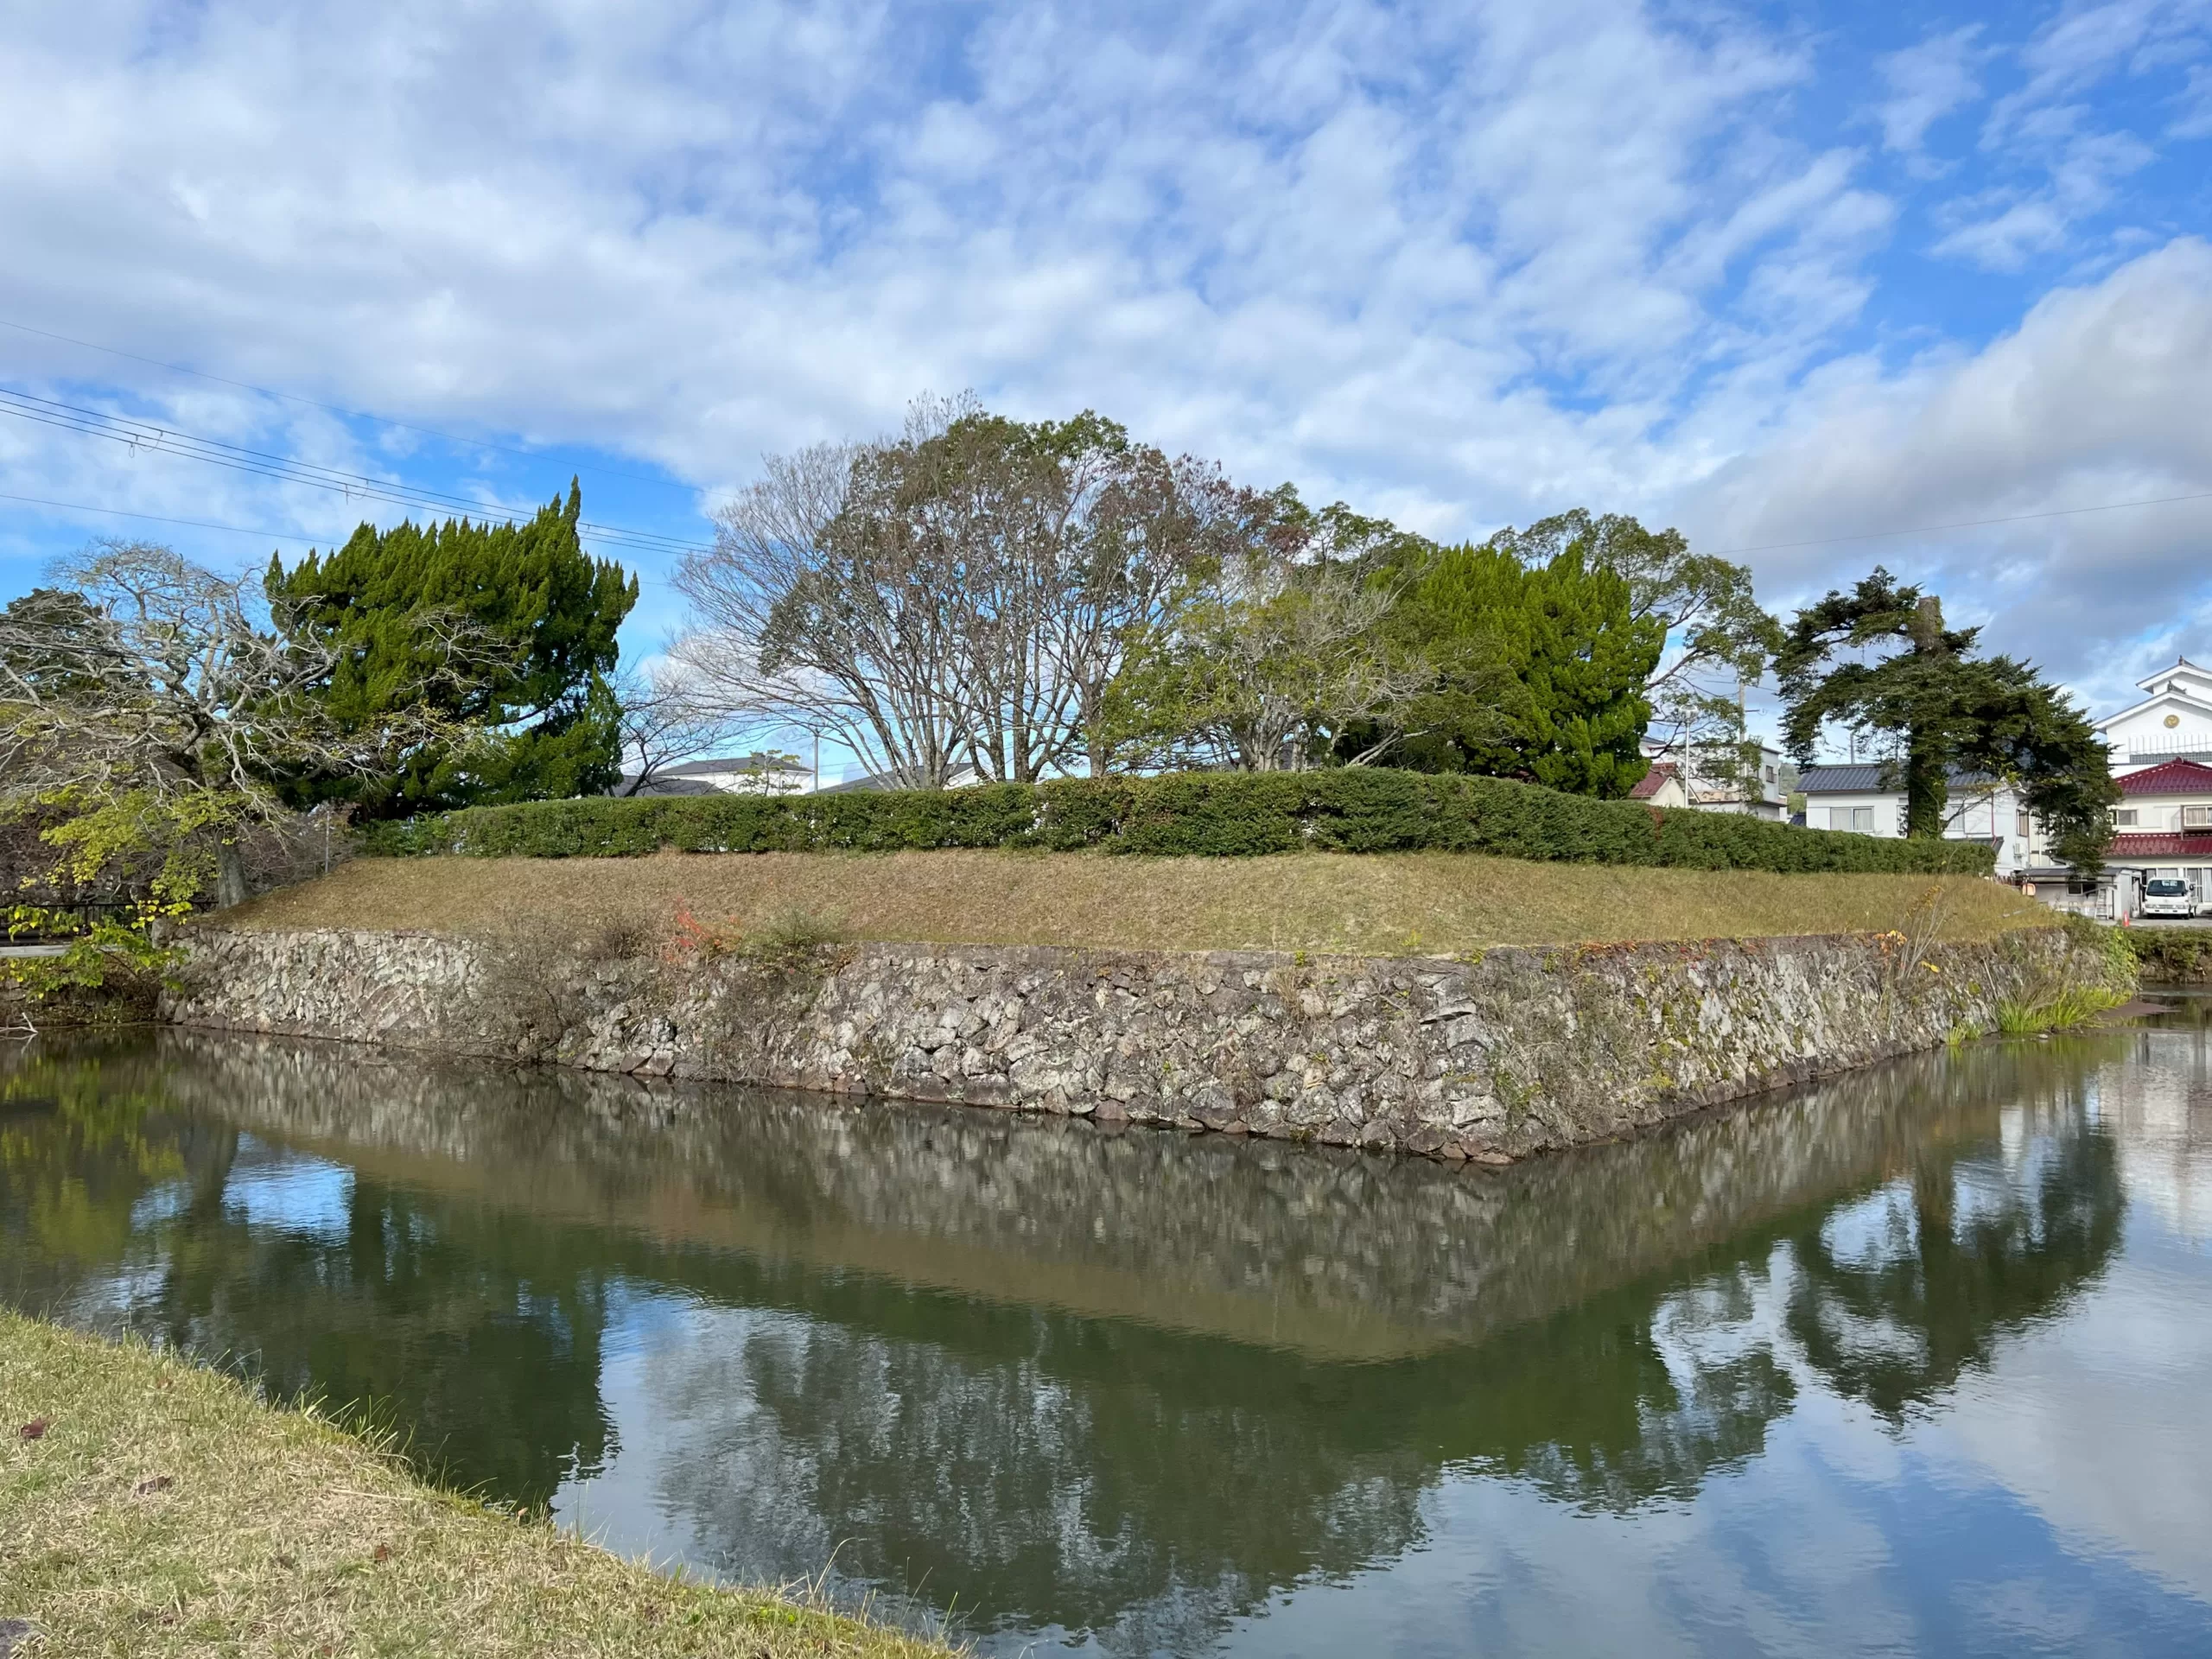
[3,0,2209,735]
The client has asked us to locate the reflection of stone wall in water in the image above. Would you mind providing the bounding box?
[165,924,2117,1161]
[149,1028,2109,1364]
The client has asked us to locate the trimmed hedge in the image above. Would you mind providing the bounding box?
[361,770,1997,876]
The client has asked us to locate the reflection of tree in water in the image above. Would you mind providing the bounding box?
[0,1030,2140,1650]
[0,1046,615,1509]
[645,1279,1435,1651]
[1783,1122,2125,1421]
[131,1178,618,1505]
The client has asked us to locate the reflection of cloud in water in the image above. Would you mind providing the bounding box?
[10,1027,2209,1656]
[1934,1258,2212,1608]
[219,1139,355,1241]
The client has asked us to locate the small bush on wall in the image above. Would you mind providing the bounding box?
[363,771,1995,877]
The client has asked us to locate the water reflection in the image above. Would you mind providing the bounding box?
[1,1024,2203,1654]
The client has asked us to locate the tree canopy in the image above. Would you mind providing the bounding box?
[676,398,1258,786]
[269,482,637,817]
[1336,523,1665,798]
[0,542,459,905]
[1777,568,2115,868]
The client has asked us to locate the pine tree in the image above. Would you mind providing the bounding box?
[1777,568,2115,867]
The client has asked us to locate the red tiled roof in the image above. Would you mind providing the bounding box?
[1630,762,1679,800]
[2109,831,2212,857]
[2118,758,2212,795]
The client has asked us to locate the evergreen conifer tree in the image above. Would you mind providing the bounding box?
[269,481,637,817]
[1777,569,2115,868]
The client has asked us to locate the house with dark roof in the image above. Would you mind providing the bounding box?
[1634,741,1787,818]
[1796,763,2037,875]
[612,753,816,797]
[1628,762,1687,808]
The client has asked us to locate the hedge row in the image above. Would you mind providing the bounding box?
[361,770,1997,876]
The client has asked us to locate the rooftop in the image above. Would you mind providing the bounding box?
[2110,830,2212,858]
[1627,762,1678,801]
[1796,764,1997,794]
[2116,758,2212,796]
[635,754,808,780]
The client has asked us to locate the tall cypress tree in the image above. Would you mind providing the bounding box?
[269,481,638,817]
[1345,535,1662,797]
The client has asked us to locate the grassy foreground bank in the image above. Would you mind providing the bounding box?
[221,849,2053,954]
[0,1311,957,1658]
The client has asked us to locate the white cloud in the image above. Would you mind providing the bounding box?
[1675,237,2212,710]
[1875,26,1985,161]
[0,0,2206,721]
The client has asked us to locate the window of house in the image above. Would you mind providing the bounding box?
[1850,806,1875,834]
[2018,810,2035,836]
[2186,806,2212,829]
[2114,810,2138,827]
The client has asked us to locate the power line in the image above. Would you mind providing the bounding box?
[0,491,332,545]
[0,388,715,556]
[0,314,723,500]
[1705,489,2212,556]
[0,489,678,576]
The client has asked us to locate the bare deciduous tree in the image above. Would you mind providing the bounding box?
[0,540,480,904]
[610,664,740,795]
[673,423,973,788]
[673,398,1261,786]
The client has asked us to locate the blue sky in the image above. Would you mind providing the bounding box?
[3,0,2209,738]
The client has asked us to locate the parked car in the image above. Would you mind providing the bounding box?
[2141,877,2198,919]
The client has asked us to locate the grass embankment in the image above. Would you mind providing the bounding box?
[219,849,2052,953]
[0,1310,957,1659]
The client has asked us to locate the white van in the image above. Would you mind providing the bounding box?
[2141,876,2197,918]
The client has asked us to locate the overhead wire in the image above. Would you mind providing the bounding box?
[0,386,715,558]
[7,312,2206,562]
[0,313,724,501]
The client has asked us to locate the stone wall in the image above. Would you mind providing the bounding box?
[162,919,2121,1161]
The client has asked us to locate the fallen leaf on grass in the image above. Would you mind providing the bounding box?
[16,1420,47,1441]
[134,1475,174,1496]
[372,1544,391,1563]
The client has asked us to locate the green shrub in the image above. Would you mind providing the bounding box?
[362,771,1996,877]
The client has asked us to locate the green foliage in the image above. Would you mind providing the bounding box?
[269,482,638,818]
[1993,984,2126,1035]
[27,785,248,906]
[2124,929,2212,983]
[0,899,188,1017]
[1778,569,2116,868]
[1344,521,1664,797]
[364,770,1996,874]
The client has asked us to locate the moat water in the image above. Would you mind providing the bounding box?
[5,1009,2212,1656]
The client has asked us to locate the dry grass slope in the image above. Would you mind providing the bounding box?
[220,849,2054,953]
[0,1311,959,1658]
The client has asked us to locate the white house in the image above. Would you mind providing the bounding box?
[1797,764,2044,876]
[617,753,817,796]
[2096,658,2212,774]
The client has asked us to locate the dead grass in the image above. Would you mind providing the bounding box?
[0,1310,960,1658]
[215,849,2054,954]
